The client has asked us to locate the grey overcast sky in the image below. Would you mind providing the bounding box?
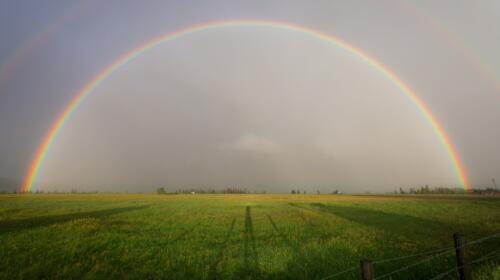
[0,0,499,193]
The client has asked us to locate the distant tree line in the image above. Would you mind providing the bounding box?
[2,189,100,194]
[290,189,341,195]
[471,188,500,195]
[394,185,500,195]
[174,187,249,194]
[158,187,267,194]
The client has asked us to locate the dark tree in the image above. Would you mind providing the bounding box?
[157,187,167,194]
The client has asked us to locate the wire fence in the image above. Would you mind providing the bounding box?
[429,248,500,280]
[319,266,357,280]
[318,231,500,280]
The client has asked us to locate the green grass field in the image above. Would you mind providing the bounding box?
[1,194,499,279]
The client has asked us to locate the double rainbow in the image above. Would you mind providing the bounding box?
[22,19,470,192]
[0,1,89,89]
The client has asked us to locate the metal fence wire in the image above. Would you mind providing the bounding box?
[317,231,500,280]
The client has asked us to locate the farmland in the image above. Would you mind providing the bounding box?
[0,194,499,279]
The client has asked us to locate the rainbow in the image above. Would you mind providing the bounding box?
[395,1,500,95]
[0,1,89,89]
[22,19,470,192]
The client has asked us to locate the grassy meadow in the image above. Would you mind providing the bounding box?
[0,194,499,279]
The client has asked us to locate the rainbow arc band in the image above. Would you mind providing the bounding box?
[0,1,89,88]
[22,19,470,192]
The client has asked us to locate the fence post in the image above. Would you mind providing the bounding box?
[360,259,374,280]
[453,233,471,280]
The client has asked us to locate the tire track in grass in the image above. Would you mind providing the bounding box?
[208,217,237,279]
[288,203,366,279]
[160,214,219,277]
[166,221,203,243]
[0,205,149,234]
[243,206,260,276]
[288,203,332,241]
[158,203,215,243]
[266,213,308,277]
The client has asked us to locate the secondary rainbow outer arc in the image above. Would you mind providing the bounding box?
[22,19,470,192]
[0,1,89,89]
[395,0,500,95]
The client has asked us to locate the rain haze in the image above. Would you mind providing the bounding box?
[1,0,499,193]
